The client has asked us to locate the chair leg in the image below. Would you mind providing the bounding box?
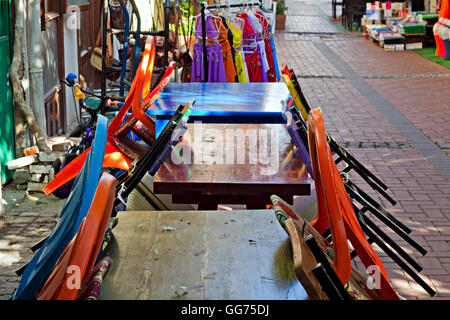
[332,1,336,19]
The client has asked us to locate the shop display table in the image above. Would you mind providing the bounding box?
[99,210,308,300]
[150,82,290,136]
[154,123,311,210]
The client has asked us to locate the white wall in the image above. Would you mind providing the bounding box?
[63,12,80,134]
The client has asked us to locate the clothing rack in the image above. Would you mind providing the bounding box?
[200,1,262,82]
[100,0,171,106]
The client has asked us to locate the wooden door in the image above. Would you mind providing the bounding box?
[70,0,102,89]
[0,0,16,183]
[42,0,67,136]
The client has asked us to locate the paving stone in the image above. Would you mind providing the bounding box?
[29,165,51,175]
[51,142,72,152]
[13,169,29,185]
[9,215,36,224]
[35,217,57,224]
[38,152,59,163]
[27,182,46,193]
[48,167,55,181]
[18,212,40,218]
[29,174,45,183]
[6,156,37,170]
[15,184,28,191]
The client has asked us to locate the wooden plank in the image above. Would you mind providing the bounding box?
[202,210,265,299]
[100,210,308,300]
[249,211,308,300]
[100,211,206,300]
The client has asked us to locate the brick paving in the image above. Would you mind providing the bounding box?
[0,0,449,300]
[0,189,65,299]
[275,0,450,299]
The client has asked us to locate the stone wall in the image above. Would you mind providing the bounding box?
[7,142,72,194]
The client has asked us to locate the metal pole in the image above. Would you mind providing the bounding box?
[130,0,141,79]
[118,0,130,97]
[201,2,208,82]
[174,0,180,82]
[101,0,107,113]
[164,0,170,66]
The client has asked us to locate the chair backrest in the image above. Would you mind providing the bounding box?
[12,115,109,300]
[284,219,325,300]
[307,108,400,300]
[307,109,351,286]
[37,172,117,300]
[108,36,156,136]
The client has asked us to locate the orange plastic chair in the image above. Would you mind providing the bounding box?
[307,108,400,300]
[307,110,351,286]
[44,37,175,196]
[37,172,117,300]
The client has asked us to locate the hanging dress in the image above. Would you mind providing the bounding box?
[244,13,268,82]
[255,10,277,82]
[239,13,265,82]
[269,36,281,81]
[191,16,227,83]
[227,20,249,83]
[264,38,277,82]
[217,17,237,82]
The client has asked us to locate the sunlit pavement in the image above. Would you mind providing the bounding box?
[275,0,450,299]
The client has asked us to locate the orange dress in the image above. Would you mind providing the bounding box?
[215,17,237,82]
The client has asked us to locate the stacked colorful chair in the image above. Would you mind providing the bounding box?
[11,115,110,300]
[277,65,436,299]
[37,172,117,300]
[282,64,396,205]
[12,36,194,300]
[44,37,176,197]
[307,108,400,299]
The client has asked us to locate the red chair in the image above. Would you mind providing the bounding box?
[307,108,400,300]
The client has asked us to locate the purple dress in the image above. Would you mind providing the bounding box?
[191,16,227,83]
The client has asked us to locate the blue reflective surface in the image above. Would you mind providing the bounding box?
[150,82,290,117]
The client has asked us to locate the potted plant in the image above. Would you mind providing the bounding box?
[275,0,288,30]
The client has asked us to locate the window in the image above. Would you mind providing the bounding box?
[65,0,91,12]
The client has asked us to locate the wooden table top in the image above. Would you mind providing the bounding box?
[154,123,310,201]
[100,210,308,300]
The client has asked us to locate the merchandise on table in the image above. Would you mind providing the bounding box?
[380,33,406,50]
[362,1,450,51]
[191,4,280,83]
[397,21,426,33]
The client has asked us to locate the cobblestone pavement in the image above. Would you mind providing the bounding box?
[0,187,65,299]
[276,0,450,299]
[1,0,448,301]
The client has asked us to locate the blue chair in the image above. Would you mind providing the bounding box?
[12,115,108,300]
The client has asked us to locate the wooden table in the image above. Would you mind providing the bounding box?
[154,123,311,210]
[100,210,308,300]
[149,83,290,137]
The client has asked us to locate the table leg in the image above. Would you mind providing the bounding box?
[198,196,219,210]
[245,196,269,210]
